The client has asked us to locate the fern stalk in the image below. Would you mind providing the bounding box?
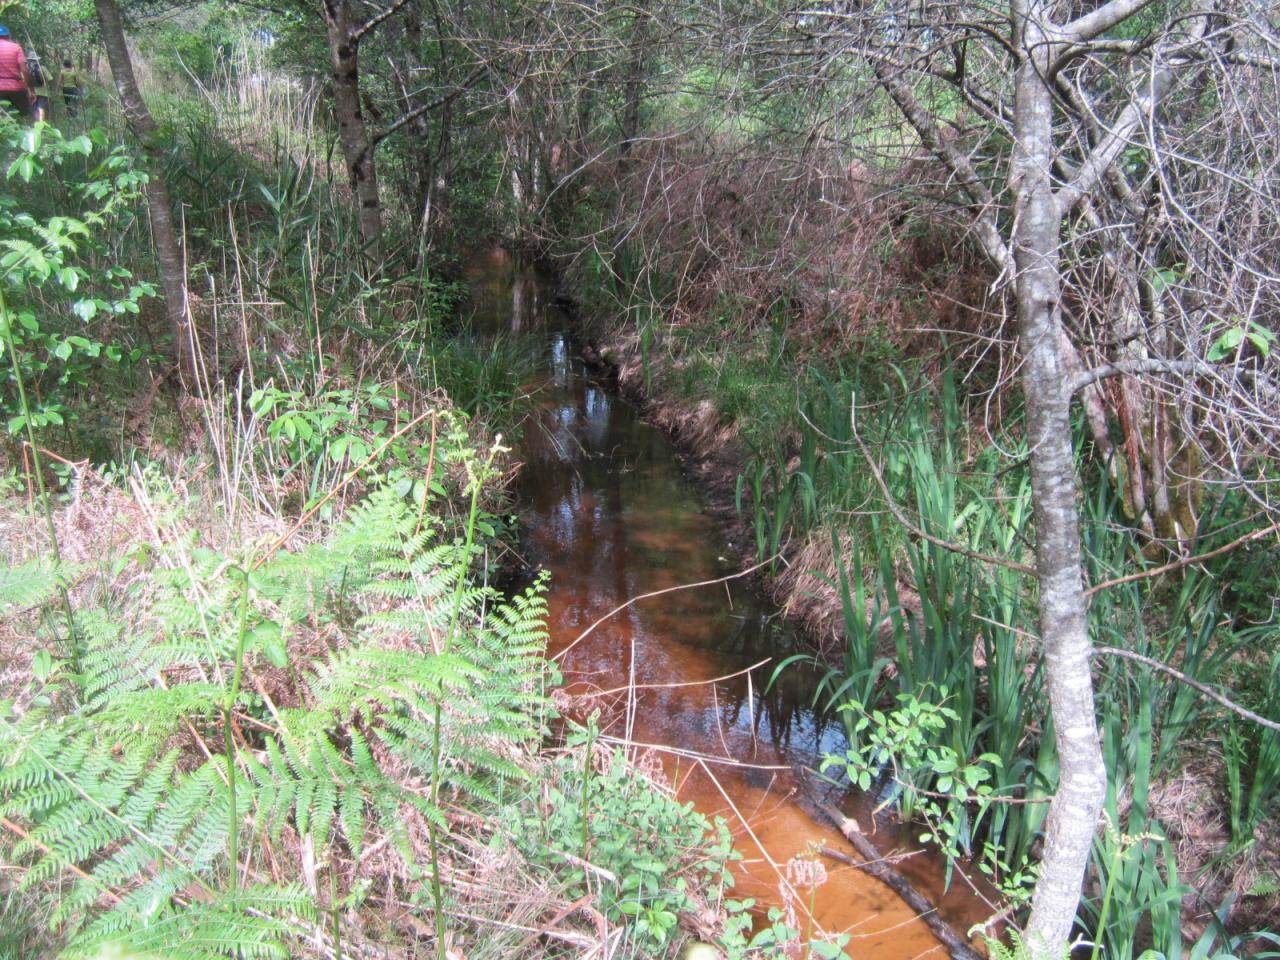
[427,447,494,958]
[330,858,343,960]
[224,573,252,893]
[0,286,79,667]
[581,719,596,859]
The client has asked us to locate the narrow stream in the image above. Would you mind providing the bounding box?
[466,250,990,958]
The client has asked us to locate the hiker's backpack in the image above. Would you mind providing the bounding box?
[26,53,42,87]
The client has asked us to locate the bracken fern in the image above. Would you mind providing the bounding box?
[1,486,553,958]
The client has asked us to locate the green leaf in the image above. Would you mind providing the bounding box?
[1207,327,1244,361]
[252,621,289,668]
[32,649,54,683]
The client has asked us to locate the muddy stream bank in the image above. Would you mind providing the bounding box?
[464,250,991,957]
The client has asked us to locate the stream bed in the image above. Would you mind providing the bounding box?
[466,250,991,958]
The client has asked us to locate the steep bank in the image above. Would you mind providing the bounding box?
[585,324,869,656]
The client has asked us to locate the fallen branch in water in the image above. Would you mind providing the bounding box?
[805,786,984,960]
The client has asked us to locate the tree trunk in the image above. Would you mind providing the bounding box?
[609,2,652,288]
[400,0,441,243]
[323,0,382,252]
[1011,3,1108,955]
[94,0,197,386]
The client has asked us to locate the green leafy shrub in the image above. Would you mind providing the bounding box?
[0,120,153,441]
[500,732,738,950]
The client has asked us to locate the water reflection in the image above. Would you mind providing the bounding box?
[462,249,989,956]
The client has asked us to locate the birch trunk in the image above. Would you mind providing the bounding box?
[1011,2,1108,954]
[94,0,197,386]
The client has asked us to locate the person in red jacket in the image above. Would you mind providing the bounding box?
[0,25,32,119]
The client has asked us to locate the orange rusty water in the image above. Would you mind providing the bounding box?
[467,251,992,958]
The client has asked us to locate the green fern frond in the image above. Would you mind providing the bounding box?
[1,472,556,958]
[65,883,314,960]
[0,558,73,613]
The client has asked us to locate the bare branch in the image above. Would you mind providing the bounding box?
[1094,646,1280,732]
[1062,0,1162,44]
[351,0,411,44]
[1069,358,1221,393]
[1086,521,1280,595]
[1055,4,1214,217]
[872,61,1014,275]
[372,64,488,147]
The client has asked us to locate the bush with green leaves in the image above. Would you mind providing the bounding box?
[1,119,153,441]
[498,725,852,958]
[499,729,739,951]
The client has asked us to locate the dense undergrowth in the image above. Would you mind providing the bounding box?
[0,42,816,960]
[3,7,1278,958]
[556,138,1280,956]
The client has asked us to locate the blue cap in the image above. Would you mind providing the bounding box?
[0,26,10,37]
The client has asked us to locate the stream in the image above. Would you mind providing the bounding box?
[465,249,990,957]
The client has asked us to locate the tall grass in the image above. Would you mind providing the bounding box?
[746,352,1280,952]
[1223,647,1280,850]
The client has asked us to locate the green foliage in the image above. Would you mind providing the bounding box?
[821,689,1034,907]
[981,929,1073,960]
[1223,651,1280,850]
[719,903,851,960]
[1205,316,1276,362]
[500,727,848,958]
[501,732,735,950]
[0,484,555,958]
[428,332,538,433]
[0,120,152,438]
[0,558,70,612]
[134,4,233,89]
[245,380,454,512]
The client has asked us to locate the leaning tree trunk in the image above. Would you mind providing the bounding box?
[94,0,197,386]
[323,0,382,252]
[1011,2,1108,955]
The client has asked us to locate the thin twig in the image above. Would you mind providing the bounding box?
[553,553,782,662]
[818,843,921,870]
[589,657,772,697]
[351,0,411,43]
[1093,646,1280,733]
[594,735,793,771]
[695,757,817,927]
[1086,521,1280,595]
